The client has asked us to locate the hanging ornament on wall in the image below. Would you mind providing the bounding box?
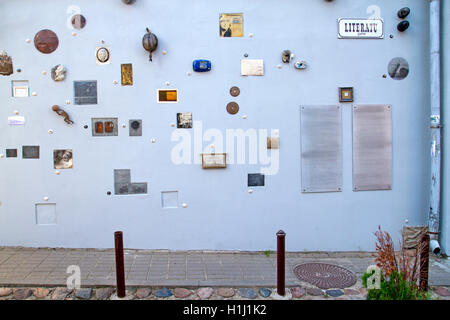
[0,51,13,76]
[34,29,59,54]
[142,28,158,61]
[52,105,74,124]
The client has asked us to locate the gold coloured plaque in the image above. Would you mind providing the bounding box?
[201,153,227,169]
[121,64,133,86]
[157,89,178,103]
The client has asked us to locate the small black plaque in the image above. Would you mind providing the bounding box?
[248,173,265,187]
[6,149,17,158]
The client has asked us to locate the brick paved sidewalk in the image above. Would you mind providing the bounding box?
[0,247,449,288]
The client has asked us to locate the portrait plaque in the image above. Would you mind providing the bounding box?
[34,29,59,54]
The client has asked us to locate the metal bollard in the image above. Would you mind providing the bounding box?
[114,231,126,298]
[277,230,286,296]
[419,233,430,291]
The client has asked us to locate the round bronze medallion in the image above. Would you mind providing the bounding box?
[227,102,239,115]
[71,14,87,29]
[230,86,240,97]
[34,29,59,54]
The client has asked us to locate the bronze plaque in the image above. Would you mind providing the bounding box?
[227,102,239,114]
[95,121,104,134]
[34,29,59,54]
[71,14,86,29]
[230,86,240,97]
[121,64,133,86]
[105,121,115,133]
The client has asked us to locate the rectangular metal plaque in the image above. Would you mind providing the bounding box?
[338,18,384,39]
[202,153,227,169]
[301,105,342,193]
[157,89,178,103]
[91,118,118,136]
[129,119,142,136]
[353,104,392,191]
[220,13,243,37]
[121,64,133,86]
[74,81,98,105]
[6,149,17,158]
[22,146,40,159]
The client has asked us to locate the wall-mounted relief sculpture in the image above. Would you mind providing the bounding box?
[121,64,133,85]
[157,89,178,103]
[95,46,110,64]
[114,169,147,195]
[92,118,118,136]
[202,153,227,169]
[177,113,192,128]
[142,28,158,61]
[53,149,73,169]
[129,119,142,136]
[339,87,354,102]
[22,146,40,159]
[0,51,13,76]
[51,64,66,81]
[241,59,264,76]
[52,105,74,124]
[230,86,240,97]
[12,80,29,97]
[281,50,293,63]
[267,137,279,149]
[71,14,86,29]
[388,57,409,80]
[248,173,265,187]
[220,13,243,37]
[226,102,239,115]
[6,149,17,158]
[34,29,59,54]
[74,81,97,104]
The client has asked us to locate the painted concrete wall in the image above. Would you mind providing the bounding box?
[441,0,450,255]
[0,0,431,251]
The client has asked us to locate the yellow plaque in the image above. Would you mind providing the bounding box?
[121,63,133,86]
[220,13,243,37]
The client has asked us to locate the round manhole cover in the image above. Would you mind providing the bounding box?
[293,263,356,289]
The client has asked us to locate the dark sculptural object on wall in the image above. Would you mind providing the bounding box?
[142,28,158,61]
[0,51,13,76]
[52,105,74,124]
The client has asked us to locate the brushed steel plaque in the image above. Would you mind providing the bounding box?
[352,104,392,191]
[301,105,342,193]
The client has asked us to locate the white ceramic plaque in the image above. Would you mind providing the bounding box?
[241,59,264,76]
[338,19,384,39]
[8,116,25,125]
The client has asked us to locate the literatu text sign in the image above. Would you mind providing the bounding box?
[338,19,383,39]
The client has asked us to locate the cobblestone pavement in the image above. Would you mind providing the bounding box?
[0,247,449,300]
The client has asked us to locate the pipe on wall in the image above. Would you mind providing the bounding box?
[429,0,441,254]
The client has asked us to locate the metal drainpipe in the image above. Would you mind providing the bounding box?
[429,0,442,255]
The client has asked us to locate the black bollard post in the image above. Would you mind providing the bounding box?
[277,230,286,296]
[114,231,126,298]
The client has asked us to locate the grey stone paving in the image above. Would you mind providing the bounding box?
[0,247,449,287]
